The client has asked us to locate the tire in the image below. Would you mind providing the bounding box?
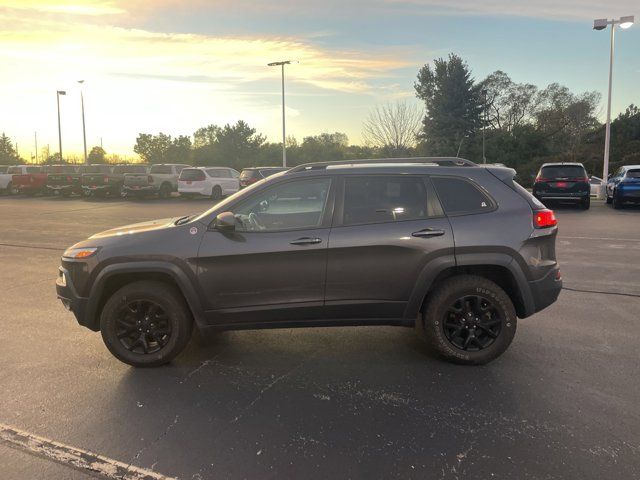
[100,281,193,367]
[211,185,223,201]
[158,183,172,199]
[417,275,517,365]
[6,182,13,195]
[612,192,623,209]
[580,197,590,210]
[606,195,612,204]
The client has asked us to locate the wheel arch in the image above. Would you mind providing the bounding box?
[406,254,534,320]
[84,261,206,331]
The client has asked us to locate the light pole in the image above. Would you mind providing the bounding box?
[78,80,88,164]
[268,60,295,167]
[56,90,66,163]
[593,15,634,199]
[481,88,487,164]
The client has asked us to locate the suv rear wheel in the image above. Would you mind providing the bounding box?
[100,281,193,367]
[211,184,222,201]
[417,275,517,365]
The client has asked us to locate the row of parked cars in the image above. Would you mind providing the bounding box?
[0,164,287,199]
[532,162,640,209]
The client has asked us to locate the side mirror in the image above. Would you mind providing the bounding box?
[213,211,236,232]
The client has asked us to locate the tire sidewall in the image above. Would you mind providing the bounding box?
[423,279,516,365]
[100,283,192,367]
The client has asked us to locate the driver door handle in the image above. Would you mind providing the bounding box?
[290,237,323,245]
[412,228,445,238]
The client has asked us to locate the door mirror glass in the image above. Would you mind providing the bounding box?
[214,211,236,232]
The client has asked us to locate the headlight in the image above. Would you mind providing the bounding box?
[62,247,99,259]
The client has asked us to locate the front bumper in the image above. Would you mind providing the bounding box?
[56,267,93,330]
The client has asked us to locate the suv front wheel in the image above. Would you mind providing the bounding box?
[418,275,517,365]
[100,281,193,367]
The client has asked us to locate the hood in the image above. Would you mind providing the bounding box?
[90,217,177,239]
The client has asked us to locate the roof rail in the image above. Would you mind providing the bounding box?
[288,157,476,173]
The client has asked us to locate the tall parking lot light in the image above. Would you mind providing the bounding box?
[268,60,295,167]
[593,16,634,199]
[78,80,88,164]
[56,90,66,163]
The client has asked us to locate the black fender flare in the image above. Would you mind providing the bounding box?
[84,261,206,330]
[404,252,535,320]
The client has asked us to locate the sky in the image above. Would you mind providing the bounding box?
[0,0,638,160]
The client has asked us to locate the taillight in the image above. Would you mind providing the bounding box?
[67,176,72,182]
[533,209,557,228]
[535,176,548,183]
[148,175,154,183]
[103,175,109,183]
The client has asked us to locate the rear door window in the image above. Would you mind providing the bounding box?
[207,169,230,178]
[26,166,42,173]
[431,177,495,216]
[626,169,640,179]
[342,176,436,225]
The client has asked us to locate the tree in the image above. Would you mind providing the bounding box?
[479,71,538,133]
[362,101,422,156]
[0,133,20,165]
[192,121,265,168]
[134,133,191,164]
[88,146,107,164]
[415,53,482,157]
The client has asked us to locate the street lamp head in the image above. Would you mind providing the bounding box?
[620,15,634,29]
[268,60,296,67]
[57,90,66,95]
[77,80,85,84]
[593,18,608,30]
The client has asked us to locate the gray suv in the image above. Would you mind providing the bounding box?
[56,158,562,367]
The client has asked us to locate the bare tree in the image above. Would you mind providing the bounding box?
[362,101,422,155]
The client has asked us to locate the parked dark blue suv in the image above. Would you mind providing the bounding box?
[56,158,562,367]
[606,165,640,209]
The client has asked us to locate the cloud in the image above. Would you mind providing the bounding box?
[0,0,125,16]
[0,10,409,95]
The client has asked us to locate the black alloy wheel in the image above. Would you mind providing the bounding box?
[115,299,172,354]
[443,295,501,352]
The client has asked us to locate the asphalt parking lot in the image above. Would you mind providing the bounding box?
[1,196,639,480]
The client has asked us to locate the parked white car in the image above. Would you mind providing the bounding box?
[178,167,240,200]
[589,176,603,197]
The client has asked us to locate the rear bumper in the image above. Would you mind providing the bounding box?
[533,191,589,202]
[123,185,157,194]
[527,266,562,315]
[179,187,209,197]
[56,267,94,330]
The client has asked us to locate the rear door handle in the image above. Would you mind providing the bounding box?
[412,228,445,238]
[290,237,323,245]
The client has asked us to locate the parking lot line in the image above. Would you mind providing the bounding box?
[559,235,640,242]
[0,423,176,480]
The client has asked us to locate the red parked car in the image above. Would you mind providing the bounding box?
[9,165,48,195]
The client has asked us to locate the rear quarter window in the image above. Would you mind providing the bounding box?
[150,165,173,174]
[431,176,495,215]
